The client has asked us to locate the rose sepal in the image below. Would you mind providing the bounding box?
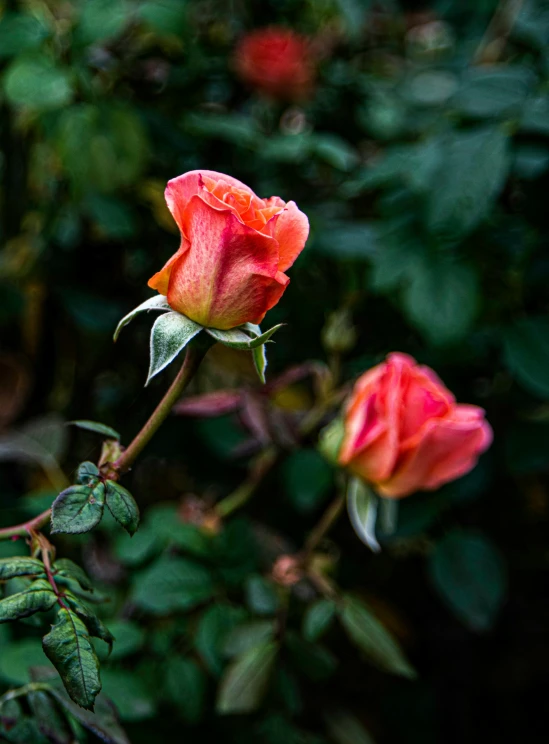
[113,294,172,342]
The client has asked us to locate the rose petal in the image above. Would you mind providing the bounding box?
[273,201,310,272]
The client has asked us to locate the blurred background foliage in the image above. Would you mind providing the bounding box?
[1,0,549,742]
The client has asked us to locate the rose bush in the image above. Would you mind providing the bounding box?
[339,353,493,498]
[148,170,309,330]
[233,27,315,101]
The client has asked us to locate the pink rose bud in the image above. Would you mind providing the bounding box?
[339,353,493,498]
[148,170,309,330]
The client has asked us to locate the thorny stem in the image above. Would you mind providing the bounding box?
[0,342,209,541]
[215,447,278,519]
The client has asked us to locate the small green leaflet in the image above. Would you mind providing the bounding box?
[216,641,278,714]
[69,421,120,440]
[147,311,203,385]
[51,483,105,534]
[105,481,140,536]
[53,558,93,592]
[302,599,336,642]
[64,593,115,653]
[0,579,57,623]
[42,608,102,710]
[0,557,45,581]
[75,461,101,486]
[339,595,416,679]
[113,294,172,342]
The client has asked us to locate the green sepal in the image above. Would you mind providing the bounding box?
[318,417,345,466]
[245,323,268,383]
[147,311,203,385]
[113,294,172,342]
[75,461,101,487]
[346,477,380,553]
[51,483,106,535]
[105,481,140,536]
[64,593,115,654]
[206,323,283,350]
[69,421,120,440]
[0,579,57,623]
[53,558,93,593]
[42,607,102,710]
[0,557,45,581]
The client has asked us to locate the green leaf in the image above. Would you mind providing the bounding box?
[75,0,129,44]
[216,641,278,715]
[131,556,215,614]
[453,66,534,118]
[0,557,44,581]
[339,595,416,678]
[0,13,49,58]
[184,112,260,148]
[285,632,337,681]
[99,670,155,723]
[318,417,345,466]
[0,579,57,623]
[428,530,507,632]
[283,449,333,514]
[28,690,73,744]
[3,54,73,111]
[63,594,115,653]
[302,599,336,642]
[426,127,510,239]
[402,258,479,346]
[311,133,359,171]
[195,603,246,675]
[48,687,130,744]
[53,559,93,593]
[94,620,144,662]
[503,316,549,398]
[164,657,206,723]
[206,324,283,350]
[105,481,140,536]
[113,295,172,342]
[325,709,377,744]
[51,483,105,535]
[42,608,101,711]
[147,311,203,384]
[246,575,280,616]
[0,639,54,686]
[69,421,120,440]
[222,621,276,658]
[74,461,101,486]
[347,478,380,553]
[137,0,187,34]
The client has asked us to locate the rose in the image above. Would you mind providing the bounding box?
[148,170,309,330]
[339,353,492,498]
[233,27,315,101]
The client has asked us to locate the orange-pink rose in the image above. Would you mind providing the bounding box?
[234,28,315,102]
[148,170,309,330]
[339,353,493,499]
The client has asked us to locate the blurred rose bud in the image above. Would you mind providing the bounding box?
[339,353,492,498]
[406,21,454,61]
[148,170,309,330]
[233,27,315,102]
[322,308,357,354]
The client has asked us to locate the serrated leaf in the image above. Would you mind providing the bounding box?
[347,478,380,553]
[70,421,120,440]
[42,608,101,710]
[104,481,140,536]
[28,690,73,744]
[64,594,114,653]
[53,559,93,593]
[216,641,278,715]
[303,599,336,642]
[75,461,101,485]
[339,595,416,679]
[0,579,57,623]
[0,557,44,581]
[51,483,105,535]
[48,687,130,744]
[147,311,203,384]
[206,323,283,350]
[113,294,172,342]
[428,530,507,632]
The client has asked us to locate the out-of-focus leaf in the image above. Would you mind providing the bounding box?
[302,599,336,642]
[216,641,278,715]
[339,595,416,678]
[184,113,260,147]
[314,222,378,259]
[3,54,73,110]
[51,483,105,534]
[94,620,144,662]
[246,575,280,616]
[503,316,549,398]
[325,709,377,744]
[453,66,534,118]
[285,632,337,681]
[69,420,120,440]
[86,195,136,239]
[0,13,49,58]
[426,127,510,239]
[42,608,101,710]
[195,603,246,675]
[75,0,129,44]
[0,639,54,685]
[164,657,206,723]
[283,449,333,513]
[311,134,359,171]
[100,670,156,722]
[105,481,140,536]
[402,258,479,346]
[138,0,187,34]
[429,530,507,632]
[0,579,57,623]
[48,686,130,744]
[318,417,345,466]
[222,620,276,658]
[28,689,72,743]
[520,95,549,135]
[131,555,215,614]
